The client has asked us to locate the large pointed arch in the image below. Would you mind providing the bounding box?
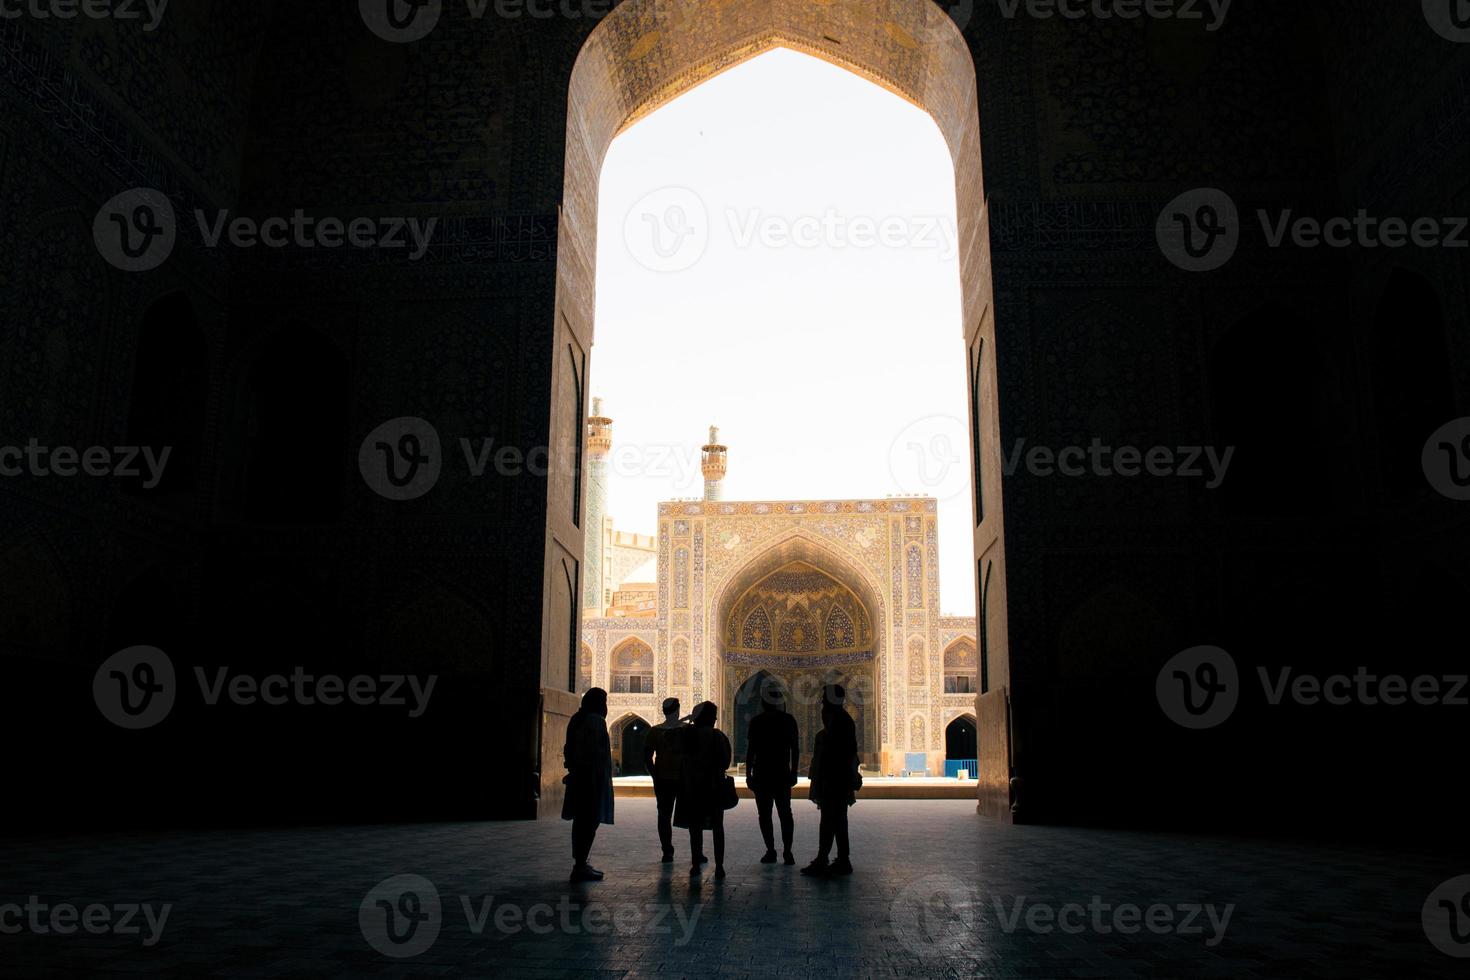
[541,0,1013,819]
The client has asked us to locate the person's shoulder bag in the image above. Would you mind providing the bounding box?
[718,730,739,809]
[721,773,739,810]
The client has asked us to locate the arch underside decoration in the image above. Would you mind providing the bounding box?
[726,560,872,655]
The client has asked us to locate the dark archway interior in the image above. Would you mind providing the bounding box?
[107,568,178,651]
[124,293,206,498]
[240,327,348,522]
[0,0,1461,861]
[945,716,977,761]
[1371,268,1454,497]
[617,717,650,776]
[1210,305,1330,516]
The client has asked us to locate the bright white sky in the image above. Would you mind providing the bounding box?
[594,47,976,615]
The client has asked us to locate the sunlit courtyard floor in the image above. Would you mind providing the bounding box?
[2,800,1460,977]
[613,775,978,799]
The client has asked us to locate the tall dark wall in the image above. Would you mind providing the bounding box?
[4,3,280,827]
[980,0,1469,838]
[1,0,1466,839]
[2,4,572,826]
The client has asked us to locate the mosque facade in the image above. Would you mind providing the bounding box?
[581,407,978,776]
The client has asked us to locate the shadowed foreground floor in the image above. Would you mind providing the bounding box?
[1,799,1462,977]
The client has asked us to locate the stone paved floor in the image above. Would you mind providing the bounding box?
[2,800,1463,977]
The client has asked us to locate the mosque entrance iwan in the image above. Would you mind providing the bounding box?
[537,0,1014,821]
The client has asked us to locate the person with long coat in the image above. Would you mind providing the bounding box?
[562,687,615,882]
[673,701,732,879]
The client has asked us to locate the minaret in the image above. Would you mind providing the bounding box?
[584,397,612,616]
[701,424,727,502]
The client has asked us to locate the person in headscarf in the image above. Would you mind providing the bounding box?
[801,683,858,877]
[673,700,732,879]
[562,687,614,882]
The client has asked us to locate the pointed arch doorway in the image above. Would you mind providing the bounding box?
[539,0,1015,821]
[611,714,652,776]
[946,714,978,761]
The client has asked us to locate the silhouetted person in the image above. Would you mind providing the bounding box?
[745,681,799,864]
[562,687,614,882]
[643,696,687,862]
[674,700,732,879]
[802,684,857,877]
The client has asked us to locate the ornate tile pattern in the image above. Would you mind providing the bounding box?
[906,544,924,608]
[741,605,772,649]
[673,547,689,608]
[824,604,856,649]
[672,637,689,688]
[907,635,927,686]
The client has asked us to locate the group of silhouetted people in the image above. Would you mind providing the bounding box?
[562,680,860,881]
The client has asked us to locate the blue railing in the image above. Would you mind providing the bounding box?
[944,759,978,779]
